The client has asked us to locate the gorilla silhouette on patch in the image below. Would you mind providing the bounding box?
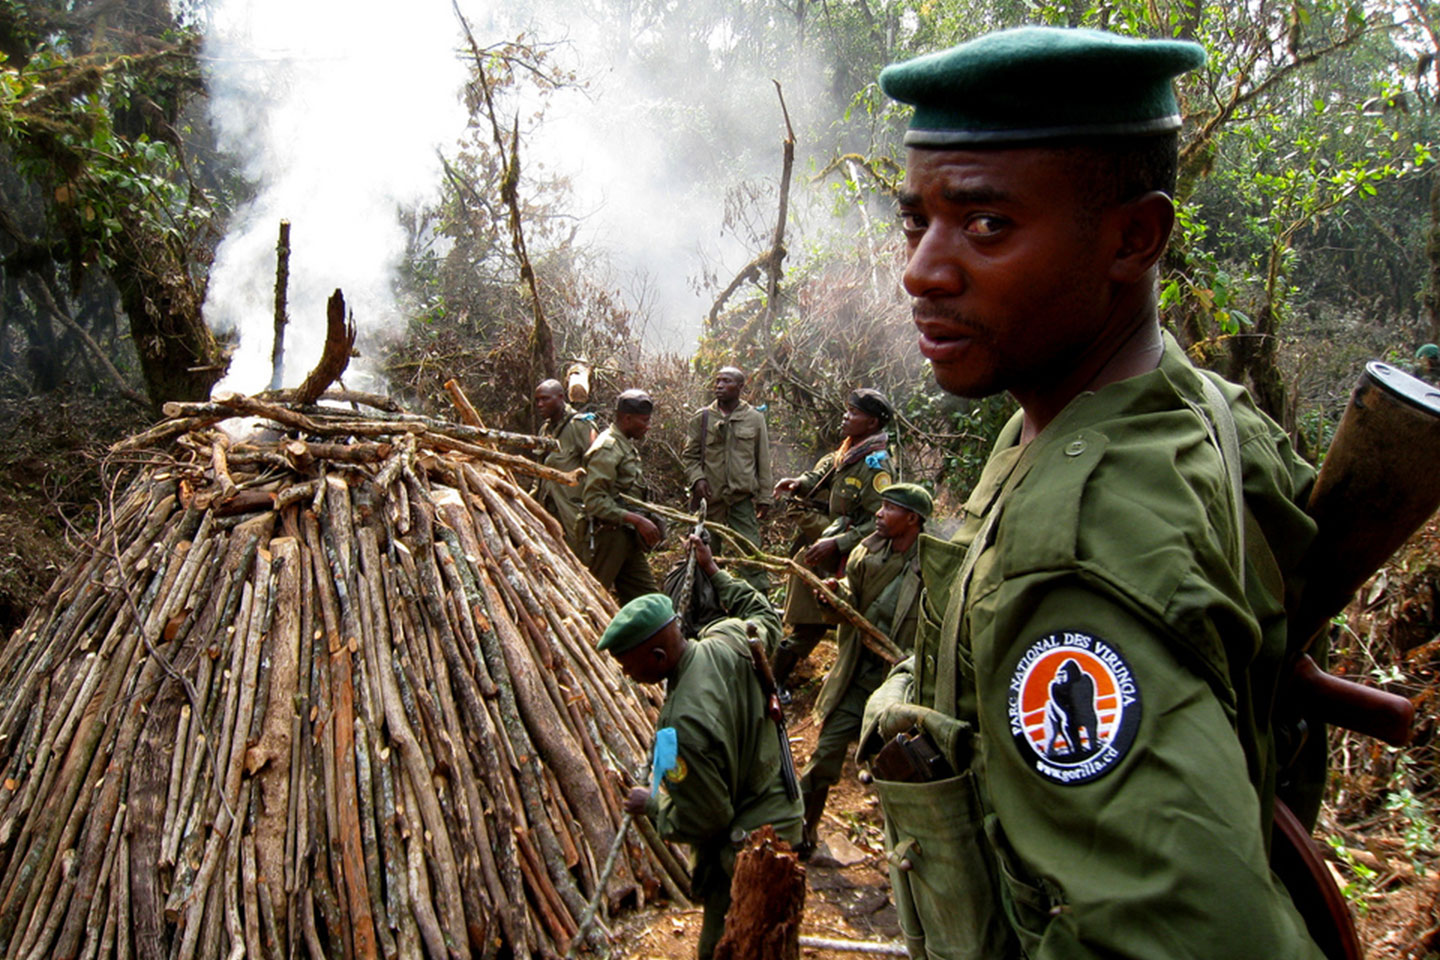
[1043,659,1099,760]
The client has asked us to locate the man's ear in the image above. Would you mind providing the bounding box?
[1108,191,1175,284]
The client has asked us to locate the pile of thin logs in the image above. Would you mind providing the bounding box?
[0,391,688,960]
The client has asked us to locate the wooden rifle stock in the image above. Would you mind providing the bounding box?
[1273,363,1437,960]
[1287,362,1440,746]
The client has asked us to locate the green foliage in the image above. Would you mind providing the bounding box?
[1384,754,1436,875]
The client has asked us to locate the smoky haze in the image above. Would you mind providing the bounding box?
[511,0,842,350]
[201,0,853,390]
[202,0,468,394]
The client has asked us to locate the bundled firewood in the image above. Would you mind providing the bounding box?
[0,393,687,960]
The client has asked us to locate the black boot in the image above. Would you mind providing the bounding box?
[796,785,830,861]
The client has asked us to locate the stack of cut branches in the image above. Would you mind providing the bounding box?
[0,391,686,960]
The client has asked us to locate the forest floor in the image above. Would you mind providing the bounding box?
[0,390,1434,959]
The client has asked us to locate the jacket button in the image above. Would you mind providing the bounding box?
[1065,438,1087,457]
[899,858,914,872]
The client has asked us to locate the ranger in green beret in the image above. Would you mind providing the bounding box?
[681,365,774,591]
[533,378,599,559]
[772,388,896,700]
[859,26,1326,959]
[796,482,930,861]
[583,389,661,603]
[601,536,800,960]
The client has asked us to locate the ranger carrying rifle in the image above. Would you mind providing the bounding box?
[772,388,897,702]
[856,26,1424,960]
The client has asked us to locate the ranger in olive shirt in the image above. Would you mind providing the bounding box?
[797,482,929,861]
[682,366,773,591]
[603,537,800,960]
[772,388,895,698]
[860,28,1325,960]
[583,389,661,603]
[533,378,599,558]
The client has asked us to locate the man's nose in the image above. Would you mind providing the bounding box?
[903,227,964,299]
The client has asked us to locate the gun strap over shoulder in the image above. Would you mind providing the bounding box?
[1195,371,1246,584]
[934,439,1046,713]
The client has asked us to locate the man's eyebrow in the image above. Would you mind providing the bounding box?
[896,185,1014,207]
[941,185,1010,206]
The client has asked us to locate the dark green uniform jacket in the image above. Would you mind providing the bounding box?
[582,425,645,525]
[682,400,774,509]
[582,426,658,602]
[539,405,598,553]
[815,534,922,721]
[647,571,800,957]
[800,534,923,796]
[784,432,894,626]
[862,335,1324,960]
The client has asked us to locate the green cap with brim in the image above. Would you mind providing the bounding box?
[598,593,677,655]
[881,27,1206,149]
[880,482,933,520]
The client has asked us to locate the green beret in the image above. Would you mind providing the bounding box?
[615,389,654,415]
[881,27,1206,148]
[880,482,933,520]
[849,388,893,424]
[598,593,676,654]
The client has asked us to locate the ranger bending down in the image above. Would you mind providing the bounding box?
[599,536,800,960]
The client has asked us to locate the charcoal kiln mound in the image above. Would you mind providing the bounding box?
[0,391,685,960]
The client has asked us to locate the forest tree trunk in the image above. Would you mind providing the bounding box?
[111,230,227,406]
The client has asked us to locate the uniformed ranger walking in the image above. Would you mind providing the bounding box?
[533,378,599,558]
[600,536,802,960]
[583,389,662,603]
[860,27,1325,959]
[772,388,895,699]
[682,365,774,591]
[797,481,929,861]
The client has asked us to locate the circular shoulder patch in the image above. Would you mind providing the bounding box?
[663,756,688,786]
[1007,631,1141,785]
[872,471,892,492]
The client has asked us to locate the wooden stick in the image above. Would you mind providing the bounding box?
[626,496,902,661]
[443,379,486,429]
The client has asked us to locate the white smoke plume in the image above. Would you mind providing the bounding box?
[201,0,852,383]
[202,0,469,394]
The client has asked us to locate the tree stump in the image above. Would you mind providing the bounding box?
[713,826,805,960]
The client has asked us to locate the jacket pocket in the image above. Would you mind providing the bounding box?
[984,814,1064,956]
[874,773,1018,960]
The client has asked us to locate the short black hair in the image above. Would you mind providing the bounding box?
[1058,132,1179,216]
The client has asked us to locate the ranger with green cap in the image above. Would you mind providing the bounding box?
[601,534,800,960]
[859,26,1327,959]
[796,481,930,861]
[772,387,896,700]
